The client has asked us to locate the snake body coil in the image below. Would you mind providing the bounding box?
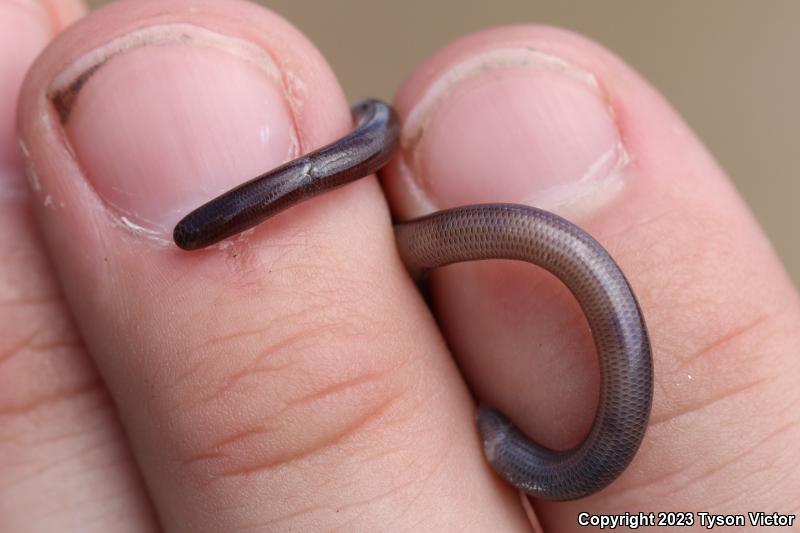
[174,100,654,500]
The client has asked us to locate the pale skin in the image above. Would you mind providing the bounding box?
[1,0,799,532]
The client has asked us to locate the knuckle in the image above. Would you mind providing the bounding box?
[167,291,417,483]
[0,298,106,422]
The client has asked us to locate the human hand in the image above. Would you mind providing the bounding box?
[2,1,798,531]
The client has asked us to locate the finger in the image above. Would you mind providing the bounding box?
[382,25,800,527]
[18,0,531,530]
[1,1,159,531]
[1,0,81,178]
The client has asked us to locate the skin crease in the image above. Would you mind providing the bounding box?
[2,1,799,533]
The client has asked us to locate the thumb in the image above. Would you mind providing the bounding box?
[382,25,800,528]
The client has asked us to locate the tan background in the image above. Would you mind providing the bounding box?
[87,0,800,285]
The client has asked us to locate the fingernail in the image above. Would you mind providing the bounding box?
[1,1,51,184]
[48,24,297,238]
[403,48,626,215]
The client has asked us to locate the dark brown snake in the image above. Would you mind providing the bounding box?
[174,99,653,501]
